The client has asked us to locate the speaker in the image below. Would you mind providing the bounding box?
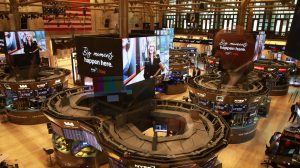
[104,19,110,28]
[285,1,300,60]
[20,17,28,29]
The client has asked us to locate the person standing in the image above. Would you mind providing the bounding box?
[143,44,164,79]
[23,32,41,66]
[289,102,299,123]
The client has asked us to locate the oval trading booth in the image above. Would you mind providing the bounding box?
[188,32,274,143]
[159,49,190,95]
[0,66,70,125]
[43,35,231,168]
[0,30,71,125]
[254,59,291,96]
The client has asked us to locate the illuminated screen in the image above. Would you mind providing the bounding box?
[253,32,266,60]
[154,124,167,132]
[123,36,169,86]
[5,30,46,55]
[63,128,102,151]
[0,32,5,54]
[75,37,123,77]
[93,76,123,93]
[213,32,256,70]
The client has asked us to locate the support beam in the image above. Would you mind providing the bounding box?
[144,4,155,30]
[119,0,128,38]
[246,8,253,31]
[9,0,21,31]
[237,0,251,30]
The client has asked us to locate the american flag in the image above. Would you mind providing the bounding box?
[43,0,92,31]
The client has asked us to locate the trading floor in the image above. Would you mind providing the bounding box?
[0,86,298,168]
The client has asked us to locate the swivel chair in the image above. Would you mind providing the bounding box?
[43,148,54,167]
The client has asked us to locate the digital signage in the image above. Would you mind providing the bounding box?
[155,28,174,49]
[75,37,123,77]
[5,30,46,55]
[0,32,5,54]
[253,31,266,60]
[76,35,169,87]
[123,36,170,86]
[4,30,46,67]
[213,32,256,70]
[285,0,300,60]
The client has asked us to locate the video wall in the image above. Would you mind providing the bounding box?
[155,28,174,49]
[253,31,266,60]
[0,33,5,54]
[76,36,123,77]
[213,32,256,70]
[76,35,170,87]
[1,30,46,67]
[122,36,169,86]
[5,31,46,55]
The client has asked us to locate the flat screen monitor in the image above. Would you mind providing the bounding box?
[5,30,46,56]
[154,124,167,132]
[107,95,119,102]
[0,32,5,54]
[123,36,170,86]
[84,77,93,86]
[254,32,266,60]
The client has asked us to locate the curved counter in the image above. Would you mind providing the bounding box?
[0,66,70,125]
[42,86,231,168]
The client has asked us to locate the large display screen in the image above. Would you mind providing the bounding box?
[0,32,5,54]
[5,31,46,55]
[123,36,169,86]
[285,0,300,60]
[76,37,123,76]
[155,28,174,49]
[213,32,256,70]
[253,31,266,60]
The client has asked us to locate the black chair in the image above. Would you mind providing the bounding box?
[261,145,280,168]
[261,145,272,167]
[43,148,54,167]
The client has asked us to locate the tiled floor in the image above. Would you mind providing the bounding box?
[0,86,299,168]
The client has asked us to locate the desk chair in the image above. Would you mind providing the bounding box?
[261,145,280,168]
[261,145,274,167]
[43,148,54,167]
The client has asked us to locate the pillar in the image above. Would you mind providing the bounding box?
[9,0,21,31]
[237,0,250,30]
[119,0,128,38]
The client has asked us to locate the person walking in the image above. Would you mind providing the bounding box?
[289,102,299,123]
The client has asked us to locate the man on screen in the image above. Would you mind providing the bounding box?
[24,32,41,66]
[143,43,164,79]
